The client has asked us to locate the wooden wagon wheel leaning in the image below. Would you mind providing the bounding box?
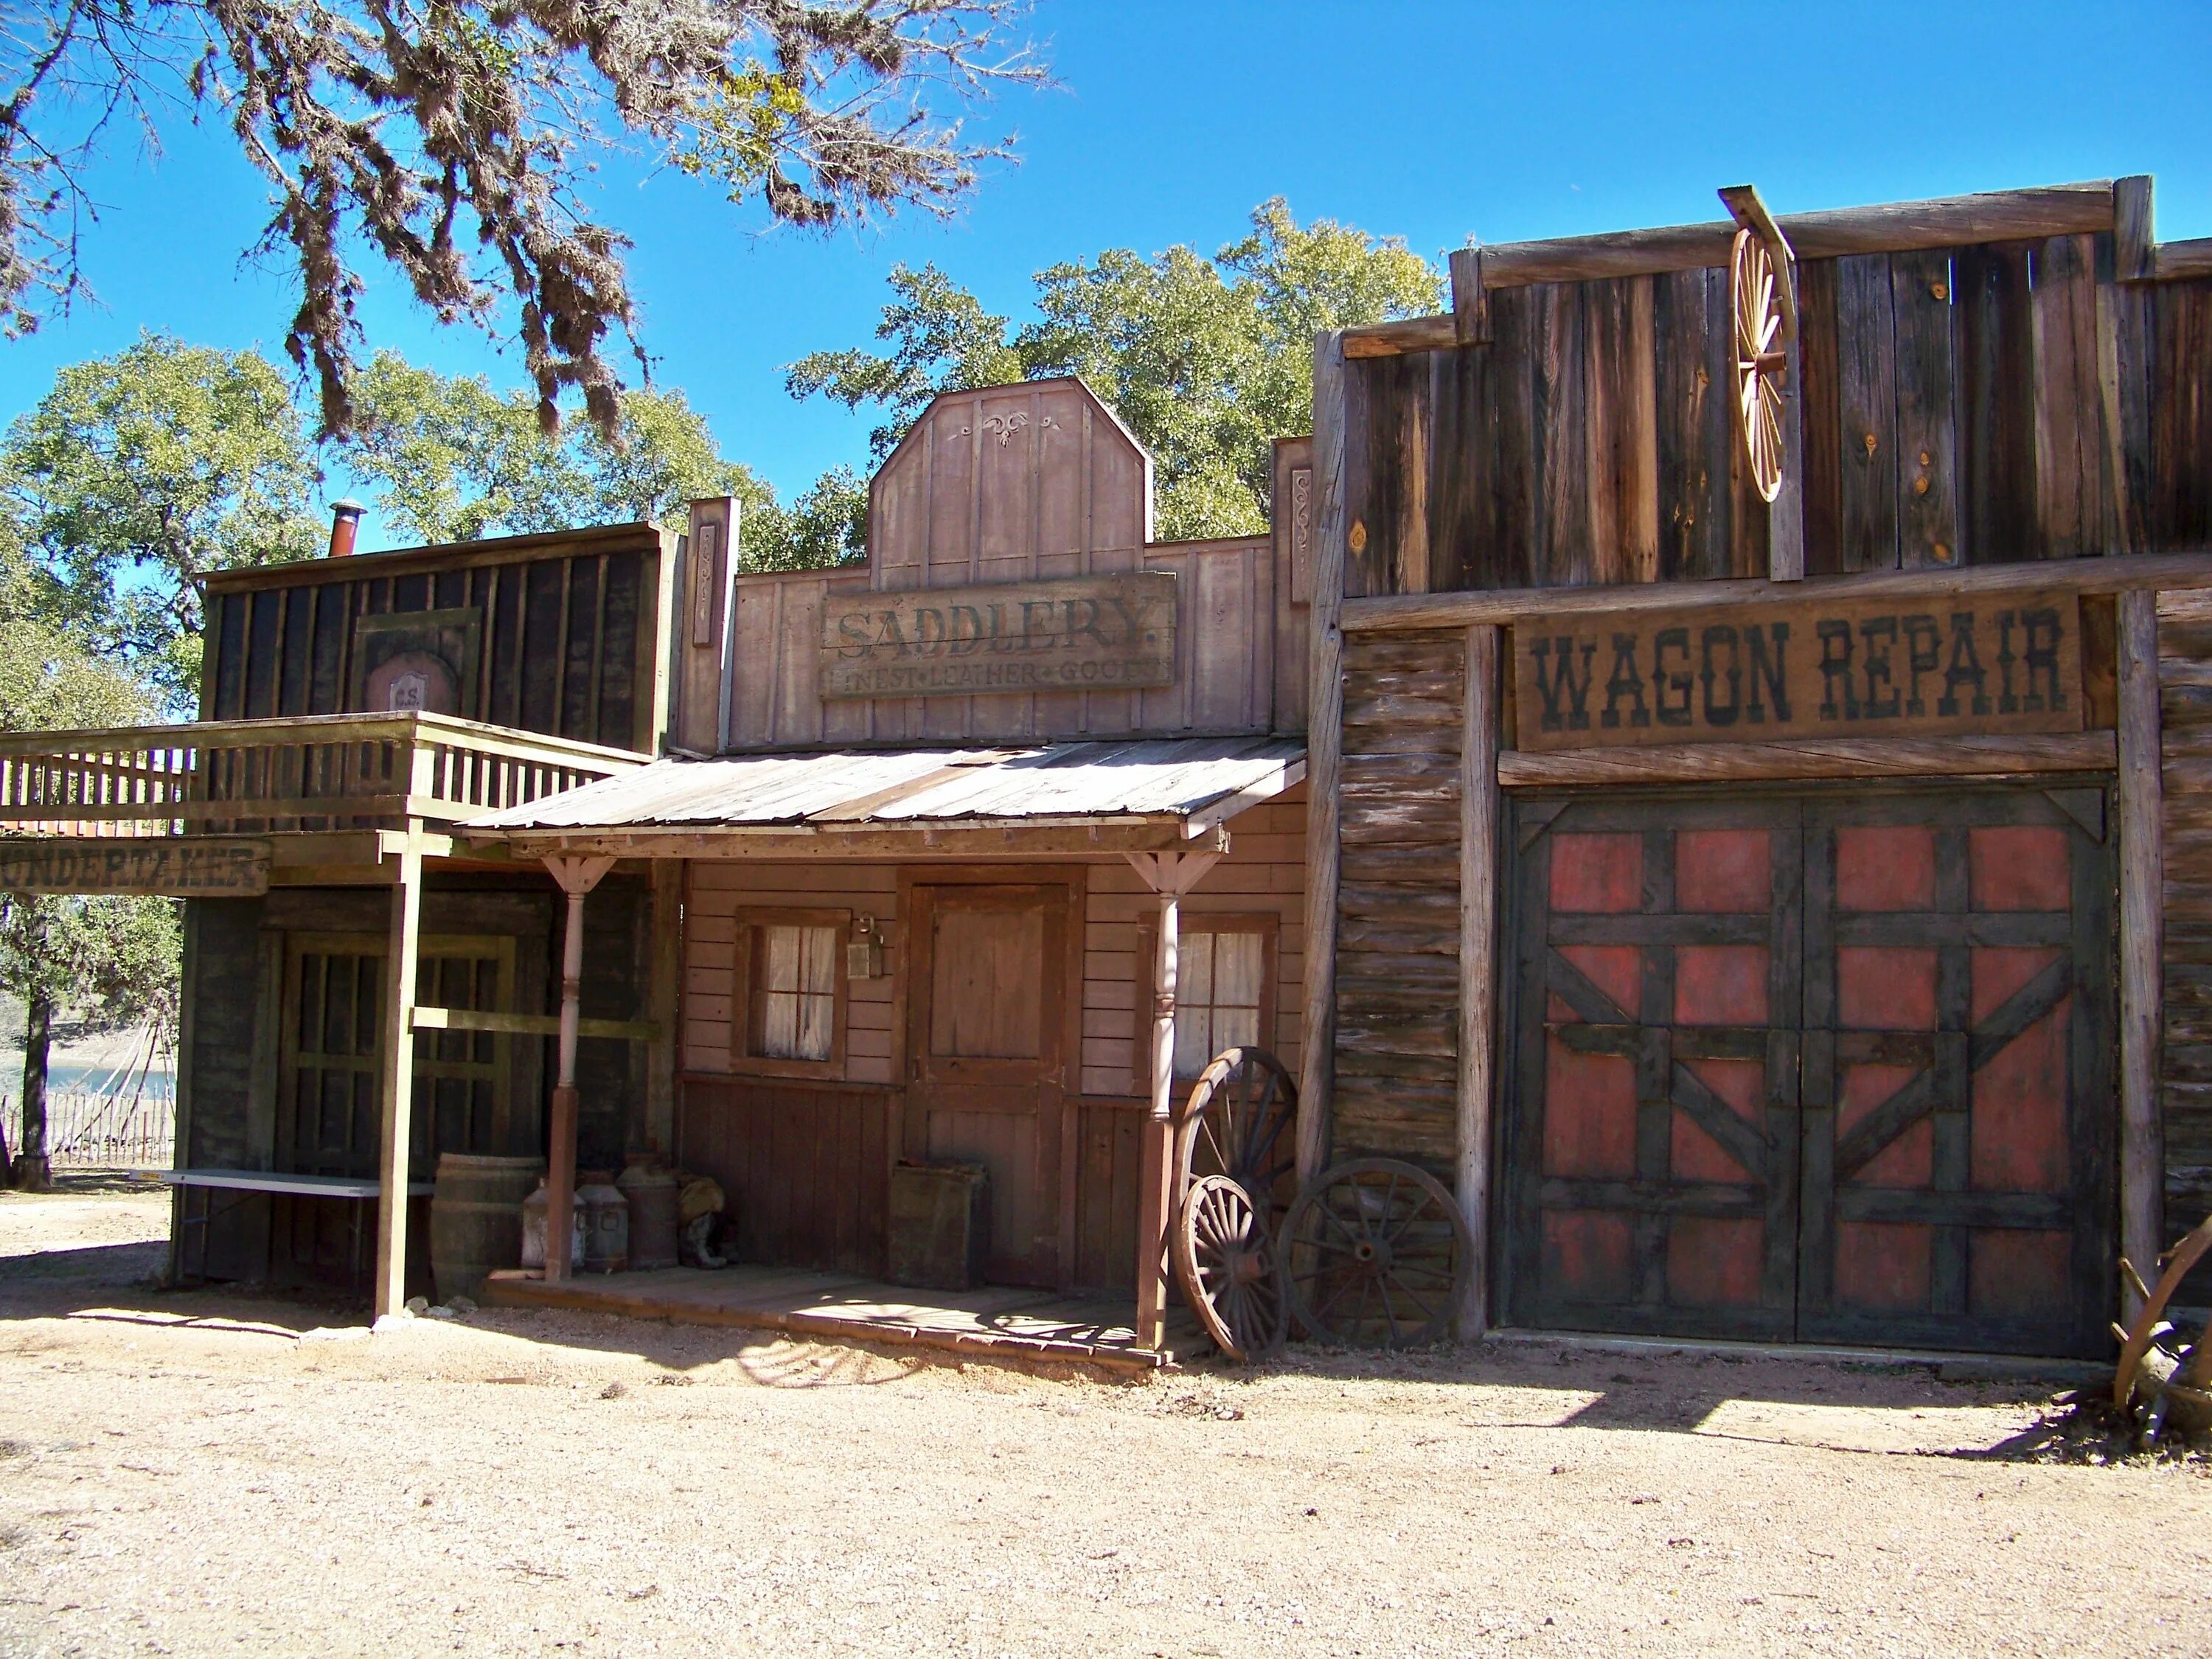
[1730,223,1794,505]
[1169,1047,1298,1361]
[1279,1158,1473,1349]
[2113,1215,2212,1443]
[1173,1046,1298,1224]
[1175,1175,1290,1361]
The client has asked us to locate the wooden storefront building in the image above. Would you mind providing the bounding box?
[467,379,1310,1345]
[1301,175,2212,1358]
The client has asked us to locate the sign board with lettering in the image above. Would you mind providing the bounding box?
[0,838,271,897]
[1512,591,2084,753]
[820,573,1178,700]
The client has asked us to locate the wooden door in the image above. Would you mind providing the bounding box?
[1504,783,2117,1358]
[903,883,1074,1288]
[278,932,517,1181]
[1503,798,1804,1340]
[1798,789,2113,1357]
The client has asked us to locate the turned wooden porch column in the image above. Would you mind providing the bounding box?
[543,854,615,1281]
[1126,849,1220,1352]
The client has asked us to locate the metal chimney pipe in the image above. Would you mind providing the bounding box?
[327,498,366,558]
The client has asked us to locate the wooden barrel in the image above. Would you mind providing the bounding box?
[430,1154,543,1303]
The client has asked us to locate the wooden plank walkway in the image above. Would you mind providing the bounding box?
[479,1265,1189,1371]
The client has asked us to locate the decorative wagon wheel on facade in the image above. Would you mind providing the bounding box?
[1172,1046,1299,1225]
[1174,1175,1290,1361]
[1279,1158,1473,1349]
[1730,223,1795,505]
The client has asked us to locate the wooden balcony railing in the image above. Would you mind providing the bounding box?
[0,712,648,837]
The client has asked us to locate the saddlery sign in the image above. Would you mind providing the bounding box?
[1512,591,2084,753]
[820,573,1178,700]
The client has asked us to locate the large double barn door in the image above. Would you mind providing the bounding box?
[1503,784,2115,1358]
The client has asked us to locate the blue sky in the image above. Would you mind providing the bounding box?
[4,0,2208,549]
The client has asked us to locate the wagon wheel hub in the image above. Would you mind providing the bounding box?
[1351,1237,1392,1273]
[1228,1248,1270,1286]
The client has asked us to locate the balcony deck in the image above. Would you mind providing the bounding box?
[0,711,648,841]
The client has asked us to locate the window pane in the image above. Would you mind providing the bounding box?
[1180,931,1215,1009]
[1215,933,1264,1014]
[800,926,838,996]
[763,925,801,995]
[1214,1004,1259,1051]
[797,991,835,1060]
[761,990,799,1057]
[1173,1006,1214,1077]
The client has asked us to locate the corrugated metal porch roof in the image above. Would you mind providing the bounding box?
[463,736,1305,845]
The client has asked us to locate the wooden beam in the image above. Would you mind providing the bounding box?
[2118,588,2165,1318]
[372,830,424,1320]
[199,519,665,597]
[1498,730,2115,788]
[476,819,1234,862]
[541,853,615,1282]
[2115,175,2156,283]
[1456,625,1501,1336]
[1299,331,1349,1184]
[1338,183,2121,356]
[1448,247,1489,347]
[1343,549,2212,633]
[2153,237,2212,282]
[646,859,683,1155]
[410,1006,658,1042]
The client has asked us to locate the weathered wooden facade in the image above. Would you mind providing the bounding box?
[1301,175,2212,1357]
[471,378,1312,1341]
[0,521,678,1311]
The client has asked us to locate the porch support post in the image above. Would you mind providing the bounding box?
[372,827,424,1320]
[1456,624,1502,1336]
[543,854,616,1281]
[1127,850,1221,1352]
[2118,588,2165,1316]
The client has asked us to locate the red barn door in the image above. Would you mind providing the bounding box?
[1503,784,2114,1357]
[1503,798,1804,1341]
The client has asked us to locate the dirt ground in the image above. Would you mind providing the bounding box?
[0,1178,2205,1658]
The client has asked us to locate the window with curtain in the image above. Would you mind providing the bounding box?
[728,908,849,1075]
[1170,923,1272,1079]
[756,923,838,1060]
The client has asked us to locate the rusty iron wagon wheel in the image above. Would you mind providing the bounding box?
[1173,1173,1289,1363]
[1174,1046,1299,1239]
[1731,225,1791,504]
[1279,1158,1472,1349]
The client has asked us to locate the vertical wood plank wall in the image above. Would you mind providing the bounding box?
[672,796,1304,1289]
[1340,246,2212,599]
[201,525,673,754]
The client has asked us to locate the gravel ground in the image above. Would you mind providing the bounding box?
[0,1180,2205,1658]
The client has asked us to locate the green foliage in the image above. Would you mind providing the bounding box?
[786,264,1026,459]
[346,355,771,544]
[742,467,870,573]
[0,333,324,706]
[787,199,1445,540]
[0,891,180,1035]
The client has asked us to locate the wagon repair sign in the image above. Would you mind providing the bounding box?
[1512,591,2084,752]
[0,838,271,896]
[820,572,1178,700]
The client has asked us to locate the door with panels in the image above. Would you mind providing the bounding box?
[1796,790,2113,1357]
[1503,797,1804,1340]
[1503,783,2115,1357]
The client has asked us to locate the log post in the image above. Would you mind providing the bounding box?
[372,830,424,1319]
[543,854,616,1281]
[1456,624,1502,1335]
[2118,588,2165,1315]
[1300,328,1349,1183]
